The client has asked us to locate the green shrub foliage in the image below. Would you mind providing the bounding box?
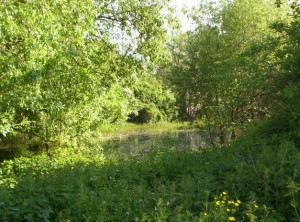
[163,0,294,144]
[0,131,299,221]
[0,0,175,143]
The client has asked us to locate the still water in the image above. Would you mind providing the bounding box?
[100,130,209,155]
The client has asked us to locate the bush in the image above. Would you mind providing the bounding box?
[0,131,299,222]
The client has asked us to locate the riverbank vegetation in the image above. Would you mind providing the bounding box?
[1,125,299,221]
[1,0,300,221]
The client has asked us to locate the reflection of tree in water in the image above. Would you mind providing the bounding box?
[101,130,208,156]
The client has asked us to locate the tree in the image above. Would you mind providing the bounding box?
[165,0,289,144]
[0,0,174,146]
[264,1,300,142]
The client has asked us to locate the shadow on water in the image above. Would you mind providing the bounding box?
[0,130,210,161]
[100,130,209,155]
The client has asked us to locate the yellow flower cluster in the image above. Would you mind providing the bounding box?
[215,192,241,208]
[214,192,241,221]
[201,192,245,221]
[227,199,241,207]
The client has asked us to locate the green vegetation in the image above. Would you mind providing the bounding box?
[0,0,176,145]
[162,0,297,145]
[0,127,299,221]
[97,122,192,137]
[1,0,300,221]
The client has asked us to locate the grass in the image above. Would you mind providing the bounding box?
[0,125,299,221]
[96,122,193,139]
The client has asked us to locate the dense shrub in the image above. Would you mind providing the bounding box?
[0,129,299,221]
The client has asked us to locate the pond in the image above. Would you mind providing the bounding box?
[100,129,210,156]
[0,128,213,161]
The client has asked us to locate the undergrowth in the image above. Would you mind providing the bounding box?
[0,128,299,221]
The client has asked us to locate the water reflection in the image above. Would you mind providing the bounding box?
[100,130,208,155]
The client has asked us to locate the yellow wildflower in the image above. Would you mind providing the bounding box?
[234,202,240,207]
[254,204,258,208]
[216,201,221,206]
[226,208,230,212]
[237,200,241,204]
[223,192,227,195]
[228,216,236,221]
